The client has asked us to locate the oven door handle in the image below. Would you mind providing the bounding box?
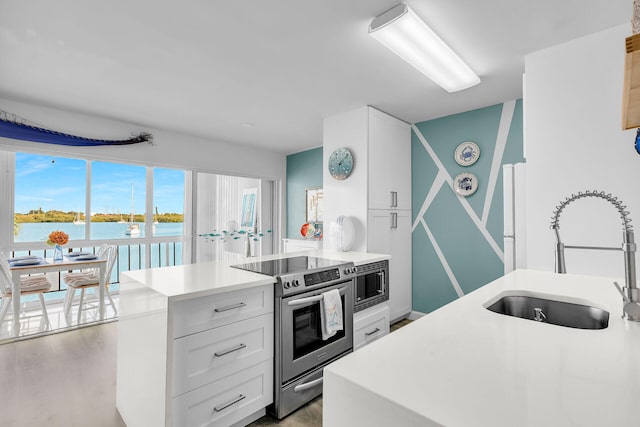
[293,377,323,393]
[287,287,347,306]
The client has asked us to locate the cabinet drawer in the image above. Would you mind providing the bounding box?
[172,313,274,397]
[172,284,274,338]
[172,359,273,427]
[353,304,390,351]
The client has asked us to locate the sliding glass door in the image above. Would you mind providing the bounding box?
[194,172,275,262]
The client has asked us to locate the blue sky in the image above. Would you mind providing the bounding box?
[15,153,184,214]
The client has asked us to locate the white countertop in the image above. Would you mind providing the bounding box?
[120,250,389,301]
[323,269,640,427]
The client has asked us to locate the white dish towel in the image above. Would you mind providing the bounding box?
[320,289,343,340]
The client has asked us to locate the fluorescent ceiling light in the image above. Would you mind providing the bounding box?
[369,3,480,92]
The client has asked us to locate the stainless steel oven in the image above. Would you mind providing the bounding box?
[231,256,356,419]
[280,280,353,383]
[354,260,389,312]
[276,278,353,417]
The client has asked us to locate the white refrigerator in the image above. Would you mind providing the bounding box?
[503,163,527,274]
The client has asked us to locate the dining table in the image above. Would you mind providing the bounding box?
[7,254,107,336]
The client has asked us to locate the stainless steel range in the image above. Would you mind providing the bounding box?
[232,256,356,419]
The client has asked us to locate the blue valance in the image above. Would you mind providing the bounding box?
[0,115,153,147]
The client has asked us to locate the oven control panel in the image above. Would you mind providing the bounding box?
[277,261,356,296]
[304,268,340,286]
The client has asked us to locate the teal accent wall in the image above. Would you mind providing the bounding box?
[286,147,323,238]
[412,100,524,314]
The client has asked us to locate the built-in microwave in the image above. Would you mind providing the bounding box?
[354,260,389,312]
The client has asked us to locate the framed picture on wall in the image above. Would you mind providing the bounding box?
[306,187,323,223]
[240,188,257,229]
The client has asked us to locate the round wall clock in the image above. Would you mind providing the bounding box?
[454,141,480,166]
[328,147,354,180]
[453,172,478,197]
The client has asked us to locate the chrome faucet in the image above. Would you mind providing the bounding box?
[550,190,640,321]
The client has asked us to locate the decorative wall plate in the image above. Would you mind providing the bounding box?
[453,173,478,197]
[454,141,480,166]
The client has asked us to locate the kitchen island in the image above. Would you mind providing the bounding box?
[323,269,640,427]
[115,250,389,427]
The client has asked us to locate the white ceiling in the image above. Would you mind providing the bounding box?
[0,1,631,154]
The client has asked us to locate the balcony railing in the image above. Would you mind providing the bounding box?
[9,238,184,294]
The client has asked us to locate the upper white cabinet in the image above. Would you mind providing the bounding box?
[323,106,412,322]
[368,108,412,210]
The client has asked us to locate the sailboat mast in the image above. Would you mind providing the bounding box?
[130,184,134,223]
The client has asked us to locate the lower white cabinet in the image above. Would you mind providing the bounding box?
[367,209,412,321]
[117,282,274,427]
[173,360,273,427]
[353,303,390,351]
[172,313,274,397]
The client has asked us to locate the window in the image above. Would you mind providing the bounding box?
[153,168,185,237]
[14,153,87,242]
[91,161,146,239]
[8,151,188,271]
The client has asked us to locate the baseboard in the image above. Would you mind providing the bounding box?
[407,310,426,320]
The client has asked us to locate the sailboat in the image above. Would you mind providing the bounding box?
[73,211,85,225]
[125,185,140,236]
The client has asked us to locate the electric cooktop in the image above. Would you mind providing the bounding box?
[231,256,347,277]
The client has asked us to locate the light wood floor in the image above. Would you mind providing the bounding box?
[0,321,125,427]
[0,317,412,426]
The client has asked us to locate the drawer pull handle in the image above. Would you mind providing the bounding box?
[214,343,246,357]
[213,394,246,413]
[365,327,380,337]
[214,302,246,313]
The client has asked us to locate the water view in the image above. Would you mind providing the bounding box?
[14,221,184,242]
[13,222,185,280]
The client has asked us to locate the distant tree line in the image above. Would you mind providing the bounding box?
[14,209,184,223]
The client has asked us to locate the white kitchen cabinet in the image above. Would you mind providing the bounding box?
[117,282,274,427]
[173,360,273,427]
[368,108,412,210]
[172,313,274,396]
[353,303,390,351]
[323,106,412,322]
[367,210,412,322]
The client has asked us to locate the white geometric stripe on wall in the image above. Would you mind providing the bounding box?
[419,217,465,297]
[412,169,447,233]
[482,100,516,226]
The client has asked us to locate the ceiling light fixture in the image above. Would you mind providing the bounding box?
[368,3,480,92]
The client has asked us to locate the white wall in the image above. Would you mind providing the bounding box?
[0,97,286,252]
[524,24,640,279]
[322,107,369,252]
[0,98,285,178]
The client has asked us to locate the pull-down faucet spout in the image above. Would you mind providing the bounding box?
[550,190,640,321]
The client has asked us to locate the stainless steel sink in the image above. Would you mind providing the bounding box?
[486,295,609,330]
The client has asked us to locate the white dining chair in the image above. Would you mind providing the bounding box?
[62,244,118,324]
[0,253,52,331]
